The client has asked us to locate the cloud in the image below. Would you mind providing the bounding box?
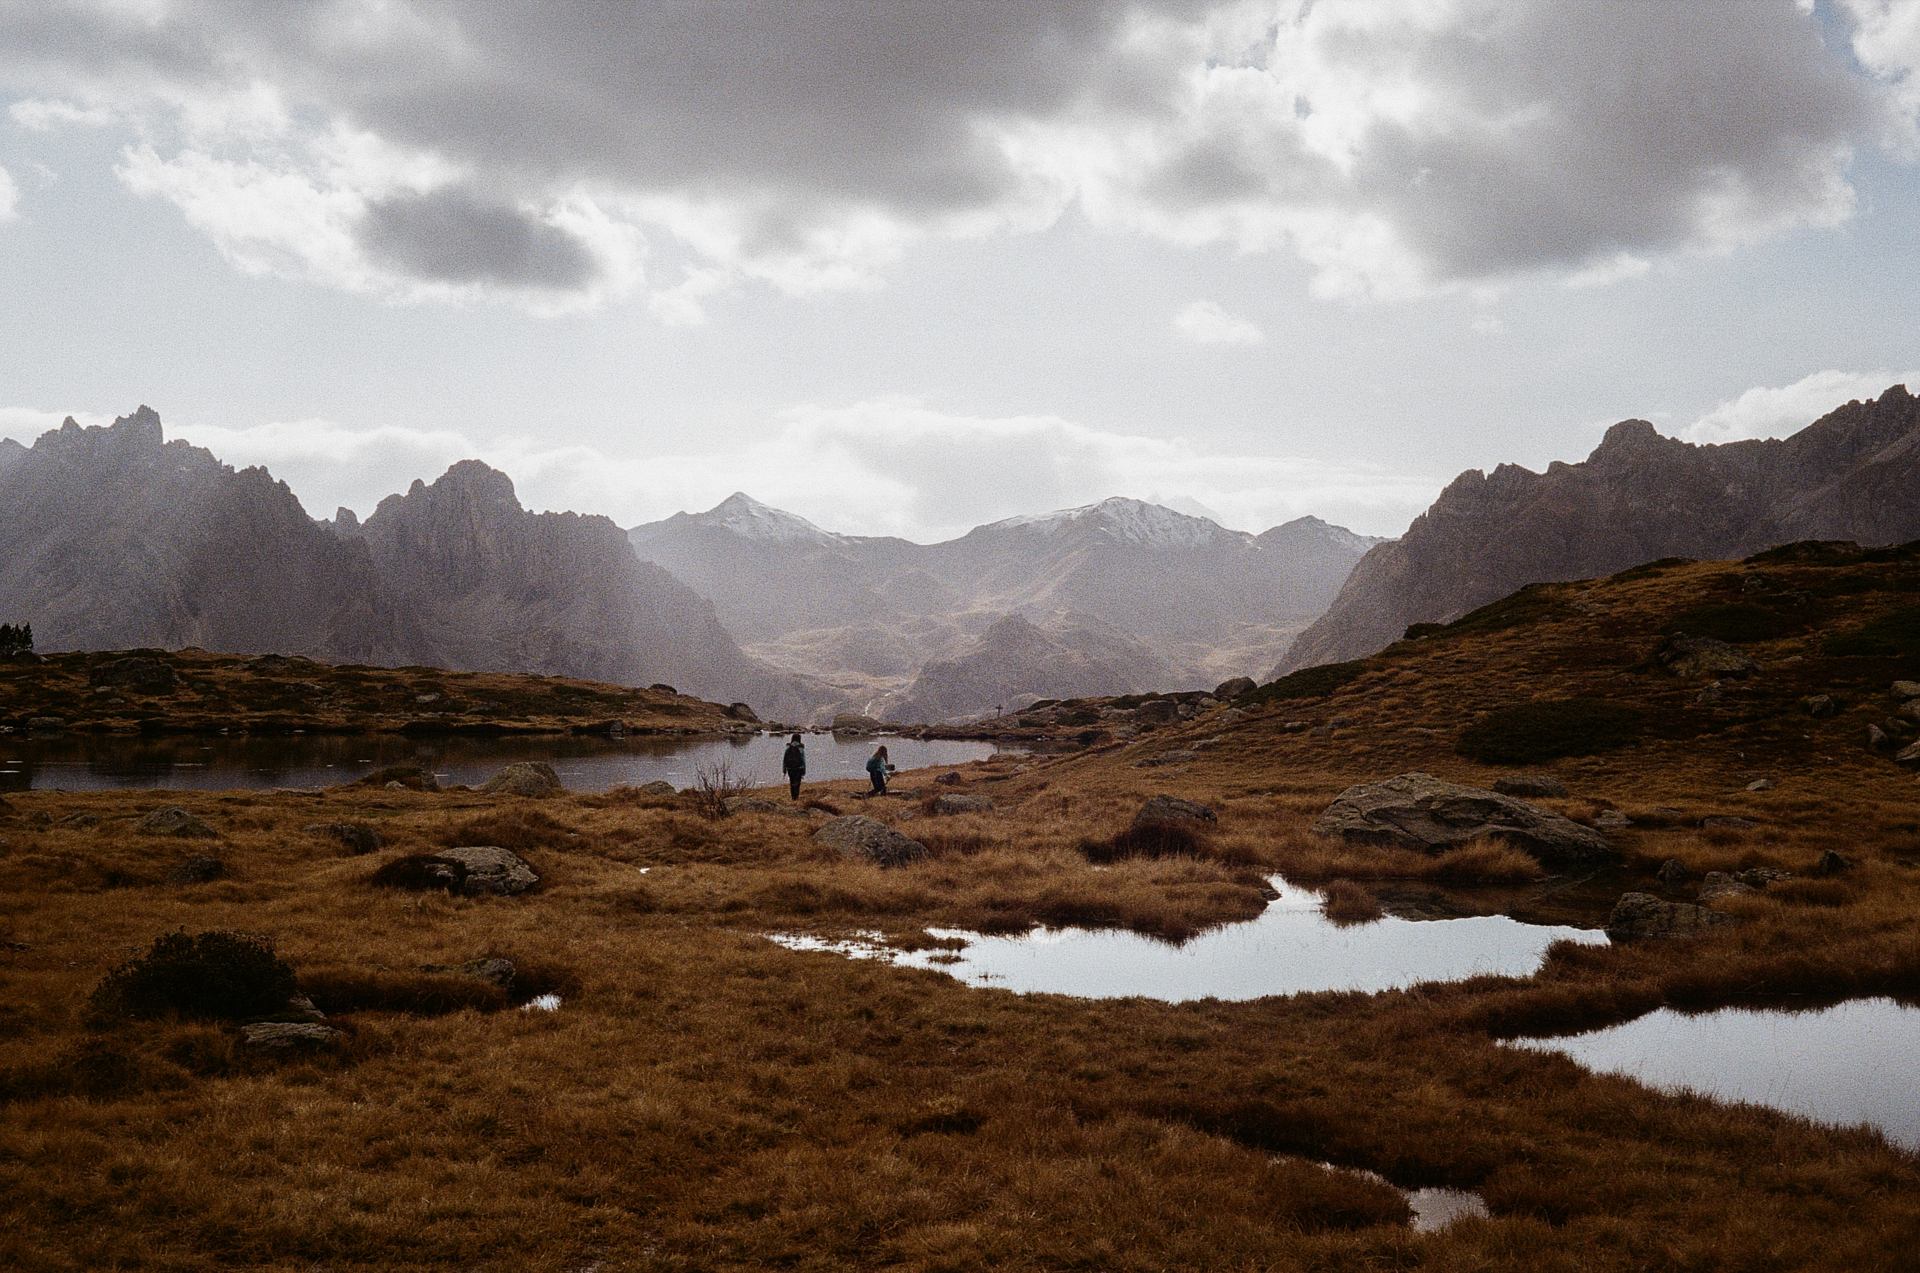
[0,1,1898,312]
[1,398,1441,540]
[1172,299,1265,345]
[0,164,16,221]
[1684,368,1920,444]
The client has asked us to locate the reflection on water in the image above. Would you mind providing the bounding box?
[770,878,1605,1002]
[0,732,1007,794]
[1515,998,1920,1152]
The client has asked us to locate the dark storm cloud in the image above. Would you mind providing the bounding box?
[358,188,598,290]
[0,0,1907,305]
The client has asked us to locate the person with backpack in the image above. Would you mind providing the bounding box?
[781,733,807,800]
[865,743,893,796]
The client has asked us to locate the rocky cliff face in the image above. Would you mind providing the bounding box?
[0,410,818,718]
[1279,384,1920,672]
[884,613,1175,724]
[0,408,415,659]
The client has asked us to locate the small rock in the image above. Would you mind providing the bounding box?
[1892,681,1920,701]
[1654,634,1758,679]
[1867,724,1890,751]
[934,772,964,786]
[636,780,676,796]
[439,846,540,896]
[1606,892,1735,941]
[1745,778,1775,792]
[284,993,327,1022]
[815,816,928,867]
[241,1022,343,1051]
[440,956,516,989]
[1734,867,1791,888]
[481,762,562,797]
[1593,810,1632,831]
[1698,871,1758,902]
[304,821,382,855]
[1492,773,1569,799]
[1802,694,1839,718]
[1700,816,1757,831]
[1896,741,1920,767]
[1813,849,1853,876]
[137,807,217,838]
[1655,858,1690,886]
[163,855,226,885]
[1133,795,1217,829]
[56,812,100,829]
[1695,681,1726,706]
[929,794,993,816]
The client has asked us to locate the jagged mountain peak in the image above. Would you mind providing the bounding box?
[695,492,837,543]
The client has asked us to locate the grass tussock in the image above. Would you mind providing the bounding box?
[88,930,296,1023]
[435,805,576,853]
[1456,698,1645,764]
[1319,879,1384,925]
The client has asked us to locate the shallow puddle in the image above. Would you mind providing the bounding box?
[1515,998,1920,1151]
[769,878,1604,1002]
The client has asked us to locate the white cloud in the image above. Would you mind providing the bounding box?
[1172,299,1265,345]
[0,0,1898,313]
[1684,368,1920,444]
[3,399,1439,541]
[0,164,17,220]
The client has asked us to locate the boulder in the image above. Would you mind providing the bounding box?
[1654,858,1690,887]
[1593,810,1633,831]
[1213,676,1257,700]
[163,855,226,885]
[480,761,562,797]
[636,780,676,796]
[1866,724,1890,751]
[1745,777,1775,792]
[1897,741,1920,768]
[1654,634,1758,679]
[929,794,993,816]
[1802,694,1839,718]
[438,846,540,896]
[88,655,177,695]
[1492,773,1569,799]
[1698,871,1758,902]
[137,807,217,838]
[1813,849,1853,876]
[1135,700,1180,724]
[815,816,928,867]
[1132,795,1217,830]
[304,821,382,855]
[934,771,964,786]
[1606,892,1734,942]
[1313,772,1613,868]
[1892,681,1920,701]
[724,796,811,818]
[240,1022,343,1052]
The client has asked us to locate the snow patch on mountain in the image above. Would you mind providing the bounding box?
[694,492,839,544]
[984,496,1230,548]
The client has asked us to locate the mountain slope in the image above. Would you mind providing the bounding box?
[883,612,1177,724]
[1280,384,1920,672]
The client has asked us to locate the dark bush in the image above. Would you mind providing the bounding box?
[1663,602,1803,643]
[1243,659,1367,707]
[368,853,465,892]
[1440,585,1564,636]
[1823,605,1920,658]
[90,930,297,1022]
[1456,699,1645,764]
[1082,819,1210,864]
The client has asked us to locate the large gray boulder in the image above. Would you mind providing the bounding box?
[481,762,562,797]
[438,846,540,895]
[815,815,927,867]
[1313,772,1612,867]
[1606,892,1735,941]
[1132,795,1217,829]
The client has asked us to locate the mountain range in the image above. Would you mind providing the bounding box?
[1280,383,1920,672]
[628,493,1382,718]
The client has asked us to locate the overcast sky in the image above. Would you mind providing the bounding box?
[1,0,1917,541]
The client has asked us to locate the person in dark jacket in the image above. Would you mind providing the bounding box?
[782,733,807,800]
[865,744,892,796]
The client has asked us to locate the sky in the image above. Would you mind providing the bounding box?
[0,0,1917,542]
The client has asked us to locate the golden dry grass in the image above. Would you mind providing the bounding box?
[3,546,1920,1269]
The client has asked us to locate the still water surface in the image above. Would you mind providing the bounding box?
[0,732,1006,793]
[772,878,1606,1001]
[1516,998,1920,1152]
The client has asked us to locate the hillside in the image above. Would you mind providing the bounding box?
[0,647,746,737]
[1280,383,1920,672]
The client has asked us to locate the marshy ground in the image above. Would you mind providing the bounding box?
[3,543,1919,1269]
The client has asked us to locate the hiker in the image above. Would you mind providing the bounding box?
[865,744,892,796]
[781,732,807,800]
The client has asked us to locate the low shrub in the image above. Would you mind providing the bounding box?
[1243,659,1367,707]
[1456,698,1644,764]
[89,930,297,1022]
[1440,584,1564,637]
[1663,602,1803,643]
[1083,819,1211,863]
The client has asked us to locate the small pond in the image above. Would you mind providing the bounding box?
[770,877,1606,1002]
[0,732,1008,794]
[1514,997,1920,1152]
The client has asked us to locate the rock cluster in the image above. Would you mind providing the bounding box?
[137,807,217,838]
[1606,893,1735,942]
[1313,772,1612,868]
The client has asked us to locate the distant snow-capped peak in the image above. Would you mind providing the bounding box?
[696,492,837,543]
[985,496,1230,548]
